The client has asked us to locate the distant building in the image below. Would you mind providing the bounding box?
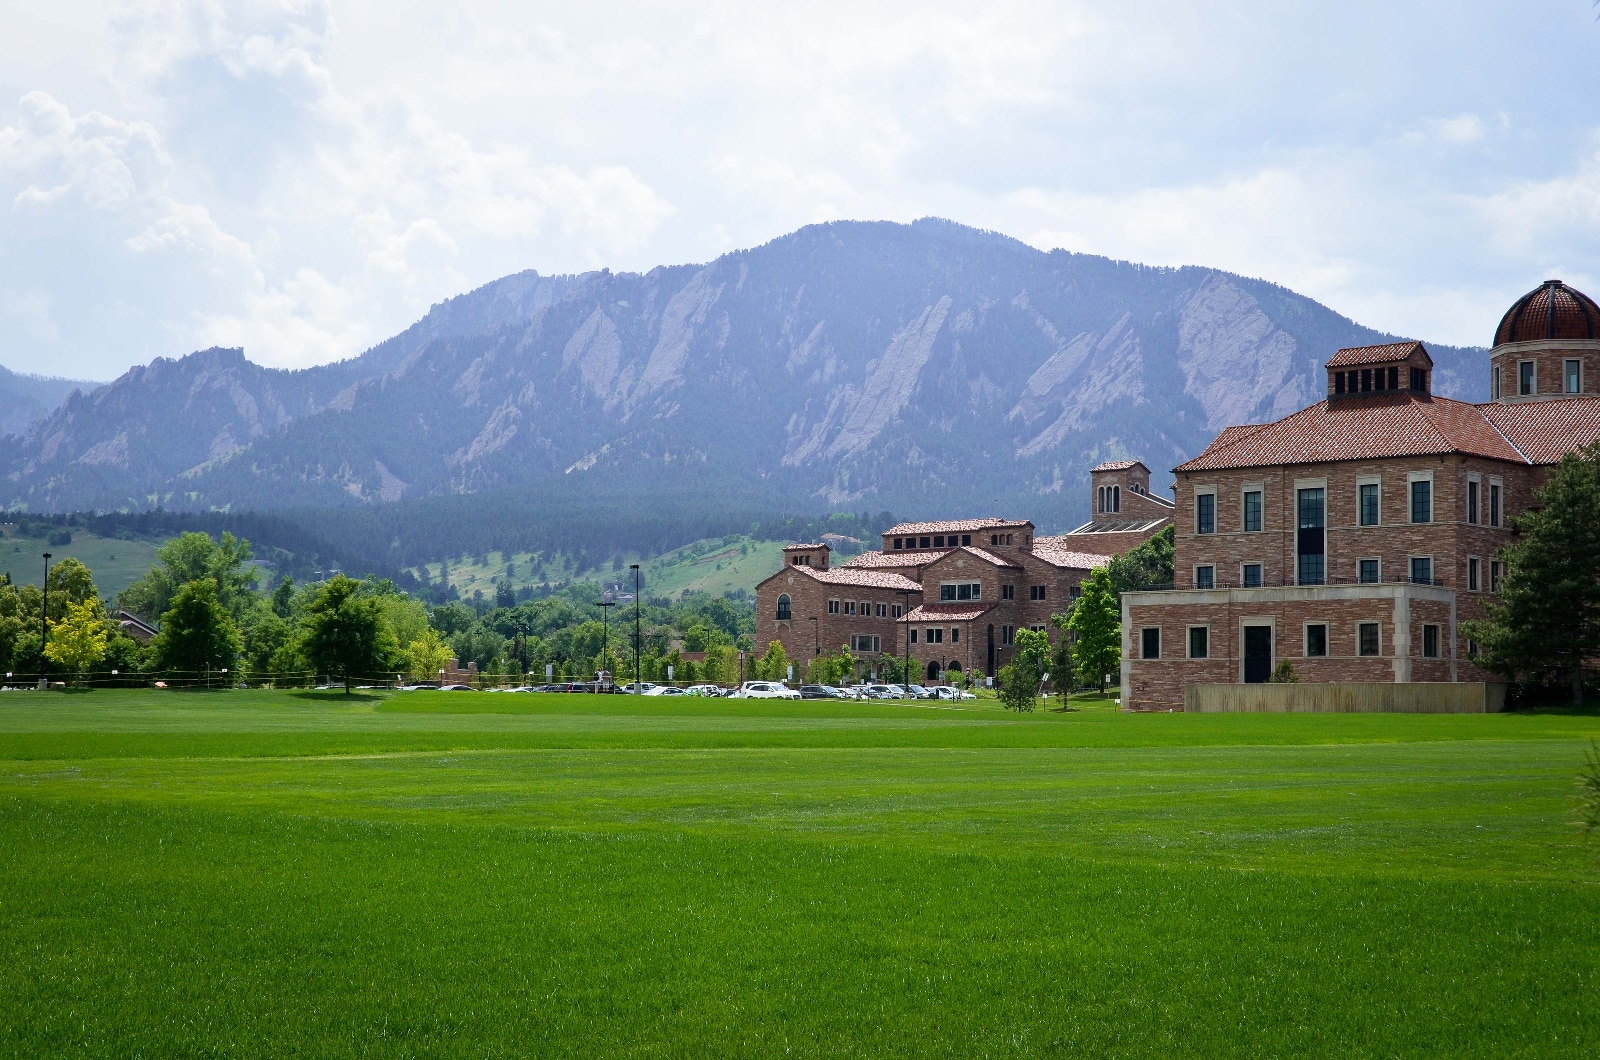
[113,610,158,642]
[1122,280,1600,710]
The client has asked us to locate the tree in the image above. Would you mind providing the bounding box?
[756,639,790,683]
[43,598,108,683]
[299,576,400,693]
[1107,525,1175,598]
[45,557,100,620]
[150,579,242,683]
[1064,568,1121,692]
[120,532,257,621]
[403,627,454,682]
[999,628,1051,712]
[702,643,740,685]
[1464,443,1600,705]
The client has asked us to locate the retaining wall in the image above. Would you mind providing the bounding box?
[1183,682,1506,713]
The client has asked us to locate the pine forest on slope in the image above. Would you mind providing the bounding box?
[1,218,1485,535]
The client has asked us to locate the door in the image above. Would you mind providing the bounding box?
[1243,626,1273,683]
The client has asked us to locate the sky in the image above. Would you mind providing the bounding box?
[1,1,1598,382]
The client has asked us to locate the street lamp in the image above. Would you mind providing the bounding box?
[598,597,615,686]
[809,616,819,656]
[629,564,641,694]
[39,552,51,684]
[897,587,913,685]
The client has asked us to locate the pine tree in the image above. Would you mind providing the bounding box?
[1465,443,1600,705]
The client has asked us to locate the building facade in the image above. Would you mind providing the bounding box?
[1122,280,1600,710]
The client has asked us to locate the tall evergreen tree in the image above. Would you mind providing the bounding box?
[1465,443,1600,705]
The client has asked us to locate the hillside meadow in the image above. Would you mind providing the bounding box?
[2,689,1597,1056]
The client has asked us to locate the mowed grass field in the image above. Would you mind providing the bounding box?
[2,692,1598,1057]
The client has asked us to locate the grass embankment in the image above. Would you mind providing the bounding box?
[0,528,165,600]
[2,690,1598,1056]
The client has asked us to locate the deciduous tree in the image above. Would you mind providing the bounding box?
[299,576,400,693]
[150,579,241,683]
[1064,568,1121,693]
[43,598,109,683]
[999,628,1051,712]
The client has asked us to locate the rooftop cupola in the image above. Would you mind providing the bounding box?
[782,543,830,570]
[1327,341,1433,400]
[1489,280,1600,402]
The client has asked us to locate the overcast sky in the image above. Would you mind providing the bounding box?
[2,1,1598,381]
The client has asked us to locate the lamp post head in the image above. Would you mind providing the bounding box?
[42,552,51,561]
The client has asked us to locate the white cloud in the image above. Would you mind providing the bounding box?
[0,288,59,342]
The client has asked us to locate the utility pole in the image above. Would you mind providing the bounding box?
[630,564,641,693]
[39,552,51,688]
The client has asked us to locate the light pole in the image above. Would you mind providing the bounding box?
[40,552,51,684]
[599,598,615,686]
[809,616,819,656]
[898,588,913,685]
[629,564,641,693]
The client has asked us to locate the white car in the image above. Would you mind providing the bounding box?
[683,684,724,697]
[730,681,801,700]
[643,685,687,696]
[932,685,977,701]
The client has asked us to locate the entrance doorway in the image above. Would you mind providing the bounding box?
[1244,625,1273,683]
[926,661,942,682]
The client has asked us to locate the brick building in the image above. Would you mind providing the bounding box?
[1122,279,1600,710]
[755,457,1172,682]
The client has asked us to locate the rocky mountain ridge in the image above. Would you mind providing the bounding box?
[0,219,1485,531]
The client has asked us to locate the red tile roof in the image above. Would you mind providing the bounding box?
[842,550,942,569]
[1175,393,1526,471]
[885,517,1032,535]
[903,603,996,623]
[1325,341,1431,368]
[950,545,1022,568]
[1091,459,1147,472]
[793,565,922,591]
[782,542,828,551]
[1030,539,1112,569]
[1480,398,1600,465]
[1495,280,1600,344]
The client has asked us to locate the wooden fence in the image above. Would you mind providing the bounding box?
[1184,682,1506,714]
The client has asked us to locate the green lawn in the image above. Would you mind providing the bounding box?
[0,527,166,600]
[2,691,1598,1056]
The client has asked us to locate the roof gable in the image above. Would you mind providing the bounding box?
[1325,340,1432,368]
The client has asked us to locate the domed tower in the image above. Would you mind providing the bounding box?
[1489,280,1600,402]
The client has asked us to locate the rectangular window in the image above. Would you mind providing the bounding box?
[1362,367,1372,392]
[1468,557,1480,592]
[1489,482,1501,527]
[1001,584,1015,601]
[828,599,840,615]
[1243,490,1262,532]
[1002,626,1015,646]
[1519,360,1535,395]
[910,629,918,644]
[1410,480,1432,524]
[1566,359,1581,395]
[1493,366,1501,400]
[1306,624,1328,658]
[1422,624,1439,658]
[891,605,902,619]
[1194,565,1215,589]
[860,601,870,617]
[1028,585,1048,601]
[1359,622,1381,657]
[1359,558,1380,584]
[950,628,960,644]
[844,601,855,615]
[1297,487,1326,586]
[928,628,943,644]
[1242,563,1262,588]
[1410,556,1433,585]
[1409,366,1425,392]
[1335,372,1346,394]
[850,635,882,653]
[893,537,904,550]
[941,582,981,602]
[1188,626,1208,659]
[920,536,931,549]
[1490,561,1501,593]
[1196,492,1215,535]
[1359,482,1379,526]
[876,603,887,618]
[1467,479,1479,524]
[962,535,972,547]
[933,535,945,548]
[1141,627,1161,660]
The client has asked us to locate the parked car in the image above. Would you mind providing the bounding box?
[866,684,903,700]
[643,685,687,696]
[931,685,977,701]
[905,683,936,699]
[621,682,658,694]
[730,681,801,700]
[683,684,724,697]
[439,684,474,691]
[799,684,835,699]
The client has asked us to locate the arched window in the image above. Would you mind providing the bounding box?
[776,594,792,620]
[1113,485,1121,513]
[1097,486,1105,513]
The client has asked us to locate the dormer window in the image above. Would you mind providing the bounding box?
[1409,367,1429,393]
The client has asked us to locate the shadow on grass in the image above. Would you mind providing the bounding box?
[287,690,388,704]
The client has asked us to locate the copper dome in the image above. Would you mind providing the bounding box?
[1494,280,1600,345]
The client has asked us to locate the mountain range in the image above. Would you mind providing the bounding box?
[1,219,1487,532]
[0,364,100,439]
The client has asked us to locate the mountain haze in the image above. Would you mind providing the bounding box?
[0,219,1486,531]
[0,364,100,438]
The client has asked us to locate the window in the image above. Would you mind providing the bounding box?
[927,628,944,644]
[850,635,881,653]
[1188,626,1209,659]
[1567,359,1582,395]
[1467,637,1479,658]
[1196,491,1216,534]
[844,601,856,615]
[1410,367,1427,392]
[1493,366,1501,400]
[1489,482,1501,527]
[1297,486,1326,586]
[962,535,972,547]
[1359,622,1381,657]
[1468,557,1480,592]
[1097,486,1105,513]
[933,535,945,548]
[1410,479,1431,524]
[1029,584,1048,601]
[775,594,792,620]
[1194,565,1215,590]
[1112,486,1121,513]
[893,537,904,550]
[1362,368,1373,392]
[1467,478,1479,524]
[1306,624,1328,658]
[1141,627,1161,660]
[1490,561,1501,593]
[1335,371,1346,395]
[1359,558,1380,584]
[1001,584,1015,600]
[1243,489,1262,532]
[920,536,931,549]
[1069,584,1083,599]
[827,599,840,615]
[1410,557,1433,585]
[1422,624,1439,658]
[876,603,887,618]
[950,628,960,644]
[1359,482,1380,526]
[941,582,981,602]
[1001,626,1015,646]
[1030,624,1046,634]
[1519,360,1535,395]
[1242,563,1262,588]
[891,604,903,619]
[859,600,870,616]
[909,629,918,644]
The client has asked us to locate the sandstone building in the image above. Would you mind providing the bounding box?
[1122,280,1600,710]
[756,461,1172,681]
